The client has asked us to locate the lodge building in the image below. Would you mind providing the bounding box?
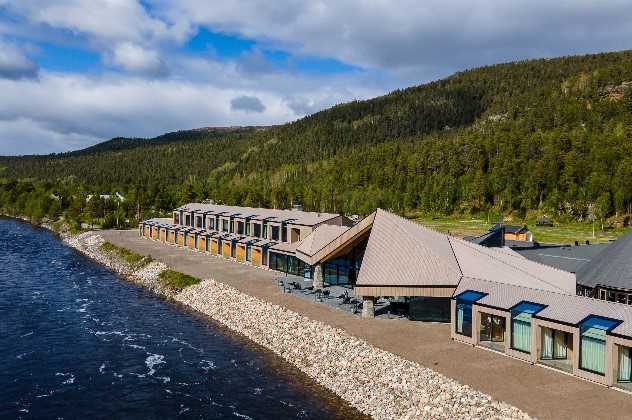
[140,204,632,391]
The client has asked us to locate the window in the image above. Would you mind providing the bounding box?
[230,240,236,258]
[229,218,234,233]
[263,222,269,239]
[174,213,180,224]
[245,220,251,236]
[511,302,545,353]
[222,219,229,232]
[215,216,220,230]
[480,313,505,343]
[580,315,620,375]
[209,218,215,230]
[236,221,244,235]
[541,328,569,360]
[454,291,486,337]
[196,216,202,228]
[599,289,606,300]
[246,245,252,262]
[619,346,632,382]
[185,214,191,226]
[281,223,287,242]
[253,223,261,238]
[271,225,280,241]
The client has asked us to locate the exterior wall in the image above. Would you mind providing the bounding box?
[450,300,631,389]
[167,230,176,243]
[177,232,185,247]
[236,244,246,262]
[143,225,149,237]
[197,236,206,252]
[222,241,231,258]
[188,234,196,249]
[159,228,166,242]
[151,227,158,240]
[252,247,262,266]
[210,239,218,255]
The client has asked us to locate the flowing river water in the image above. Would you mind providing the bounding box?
[0,218,364,419]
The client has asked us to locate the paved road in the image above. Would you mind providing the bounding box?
[101,229,632,420]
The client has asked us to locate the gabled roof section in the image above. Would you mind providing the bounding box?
[356,209,462,287]
[449,237,576,294]
[576,231,632,289]
[296,224,350,257]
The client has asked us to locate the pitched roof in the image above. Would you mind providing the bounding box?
[449,237,576,294]
[455,276,632,339]
[576,231,632,289]
[175,203,342,226]
[296,224,350,257]
[356,209,463,287]
[353,209,575,293]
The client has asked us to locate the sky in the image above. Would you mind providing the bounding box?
[0,1,631,155]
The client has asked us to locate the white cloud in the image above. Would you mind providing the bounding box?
[160,0,632,80]
[0,66,381,155]
[109,42,167,76]
[0,39,38,79]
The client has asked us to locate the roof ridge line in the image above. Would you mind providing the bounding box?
[454,238,572,293]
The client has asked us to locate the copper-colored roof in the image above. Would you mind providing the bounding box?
[356,209,462,287]
[296,224,350,257]
[449,237,576,294]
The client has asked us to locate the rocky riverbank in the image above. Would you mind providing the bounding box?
[65,230,532,420]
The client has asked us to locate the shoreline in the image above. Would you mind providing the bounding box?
[5,216,531,419]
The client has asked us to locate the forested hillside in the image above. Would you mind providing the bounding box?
[2,49,632,228]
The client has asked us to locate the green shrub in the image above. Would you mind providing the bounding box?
[158,270,201,291]
[100,241,153,267]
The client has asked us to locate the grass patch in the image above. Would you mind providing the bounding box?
[413,215,630,244]
[158,270,201,291]
[100,241,153,267]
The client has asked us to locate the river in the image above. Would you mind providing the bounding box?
[0,218,362,419]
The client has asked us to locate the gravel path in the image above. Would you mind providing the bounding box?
[65,231,532,420]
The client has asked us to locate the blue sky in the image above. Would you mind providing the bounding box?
[0,0,631,155]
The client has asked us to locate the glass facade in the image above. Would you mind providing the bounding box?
[510,302,545,353]
[580,316,620,375]
[269,252,312,278]
[323,259,355,285]
[454,290,486,337]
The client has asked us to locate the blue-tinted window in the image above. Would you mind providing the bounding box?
[580,315,621,375]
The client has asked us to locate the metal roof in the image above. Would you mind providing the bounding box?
[516,243,609,273]
[356,209,463,287]
[295,224,350,257]
[576,231,632,290]
[455,277,632,339]
[175,203,343,226]
[449,237,576,294]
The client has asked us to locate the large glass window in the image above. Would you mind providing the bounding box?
[281,223,287,242]
[454,290,486,337]
[269,252,311,278]
[541,327,569,360]
[580,316,620,375]
[323,259,354,285]
[253,223,261,238]
[619,346,632,382]
[511,302,545,353]
[480,313,505,343]
[222,219,229,232]
[271,225,280,241]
